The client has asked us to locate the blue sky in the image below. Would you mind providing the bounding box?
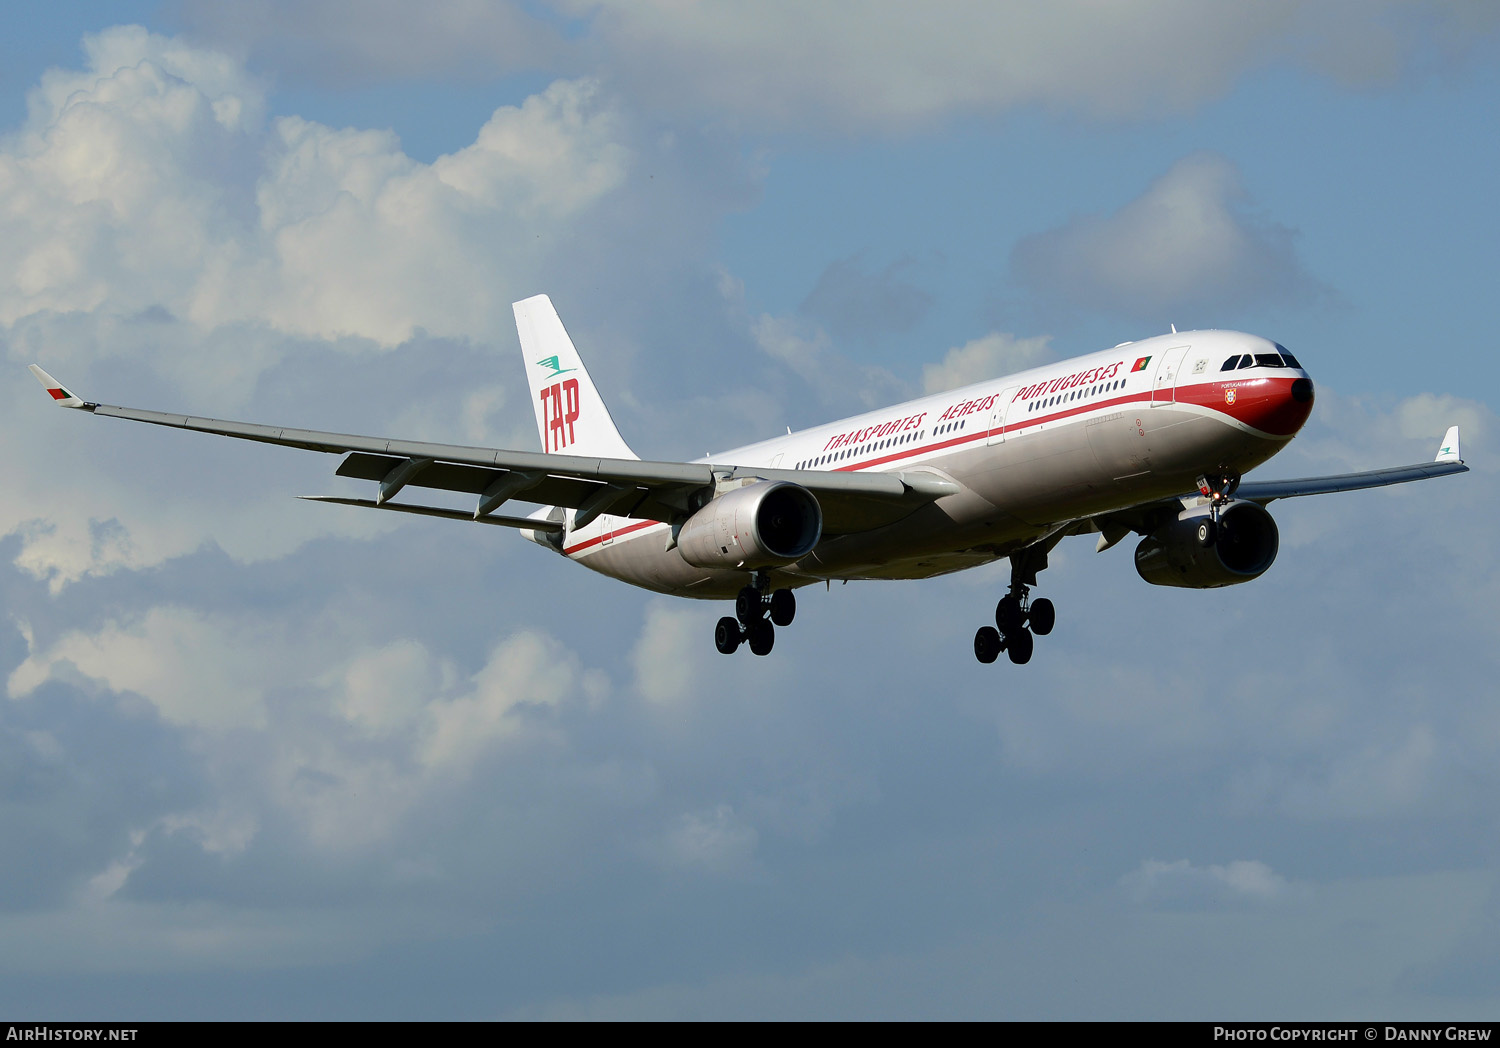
[2,1,1499,1019]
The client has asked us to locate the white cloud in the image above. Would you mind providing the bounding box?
[1234,725,1443,820]
[4,597,614,851]
[8,606,277,731]
[577,1,1500,132]
[0,29,646,590]
[751,313,907,410]
[655,804,759,874]
[1122,858,1299,907]
[158,808,259,857]
[432,80,629,218]
[1,28,629,347]
[922,332,1053,394]
[421,630,601,769]
[177,0,562,87]
[171,2,1500,135]
[25,24,264,135]
[330,638,442,737]
[1011,153,1324,320]
[631,601,706,706]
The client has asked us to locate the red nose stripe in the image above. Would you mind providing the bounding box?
[1177,376,1313,437]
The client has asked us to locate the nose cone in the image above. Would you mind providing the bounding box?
[1226,375,1314,436]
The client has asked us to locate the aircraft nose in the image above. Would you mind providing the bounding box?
[1210,372,1314,436]
[1248,374,1315,435]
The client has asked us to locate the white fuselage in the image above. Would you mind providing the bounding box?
[546,329,1314,598]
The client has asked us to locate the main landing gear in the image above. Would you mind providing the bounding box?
[716,575,796,656]
[974,544,1058,666]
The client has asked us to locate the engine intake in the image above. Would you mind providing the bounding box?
[677,481,822,570]
[1134,499,1279,588]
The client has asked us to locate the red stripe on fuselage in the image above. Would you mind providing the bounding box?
[565,375,1310,557]
[564,518,659,555]
[829,386,1151,472]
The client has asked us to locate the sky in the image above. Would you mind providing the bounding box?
[2,0,1498,1020]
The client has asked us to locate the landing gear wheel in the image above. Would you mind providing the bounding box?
[974,626,1002,664]
[995,594,1025,634]
[1028,598,1055,636]
[736,585,762,625]
[769,589,796,627]
[1006,628,1034,665]
[714,616,742,654]
[1196,519,1217,548]
[746,618,775,656]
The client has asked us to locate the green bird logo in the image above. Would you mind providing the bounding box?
[536,356,576,378]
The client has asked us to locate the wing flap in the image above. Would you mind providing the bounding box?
[297,496,564,531]
[62,397,950,535]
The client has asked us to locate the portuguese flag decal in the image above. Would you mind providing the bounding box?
[1131,356,1152,372]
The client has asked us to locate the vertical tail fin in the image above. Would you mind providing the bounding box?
[513,295,638,461]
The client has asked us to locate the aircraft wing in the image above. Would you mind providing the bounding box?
[27,366,956,534]
[1232,425,1466,502]
[1079,426,1468,549]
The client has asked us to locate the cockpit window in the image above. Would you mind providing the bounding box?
[1221,348,1301,371]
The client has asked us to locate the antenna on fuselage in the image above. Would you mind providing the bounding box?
[1170,324,1177,334]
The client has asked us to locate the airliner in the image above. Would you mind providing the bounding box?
[30,295,1467,665]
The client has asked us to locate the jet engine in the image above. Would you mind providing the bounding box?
[1134,500,1279,589]
[677,481,822,570]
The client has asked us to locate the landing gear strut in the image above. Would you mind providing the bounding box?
[1194,471,1241,547]
[716,574,797,656]
[974,541,1059,666]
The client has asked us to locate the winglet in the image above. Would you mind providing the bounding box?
[1435,426,1463,464]
[28,365,88,409]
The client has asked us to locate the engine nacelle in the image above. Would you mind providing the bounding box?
[1134,499,1279,589]
[677,481,822,570]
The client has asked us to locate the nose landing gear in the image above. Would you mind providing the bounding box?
[1194,472,1241,547]
[716,575,797,656]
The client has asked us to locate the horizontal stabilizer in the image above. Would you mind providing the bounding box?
[298,496,563,532]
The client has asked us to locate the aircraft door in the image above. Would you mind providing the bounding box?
[986,386,1021,445]
[1151,345,1190,406]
